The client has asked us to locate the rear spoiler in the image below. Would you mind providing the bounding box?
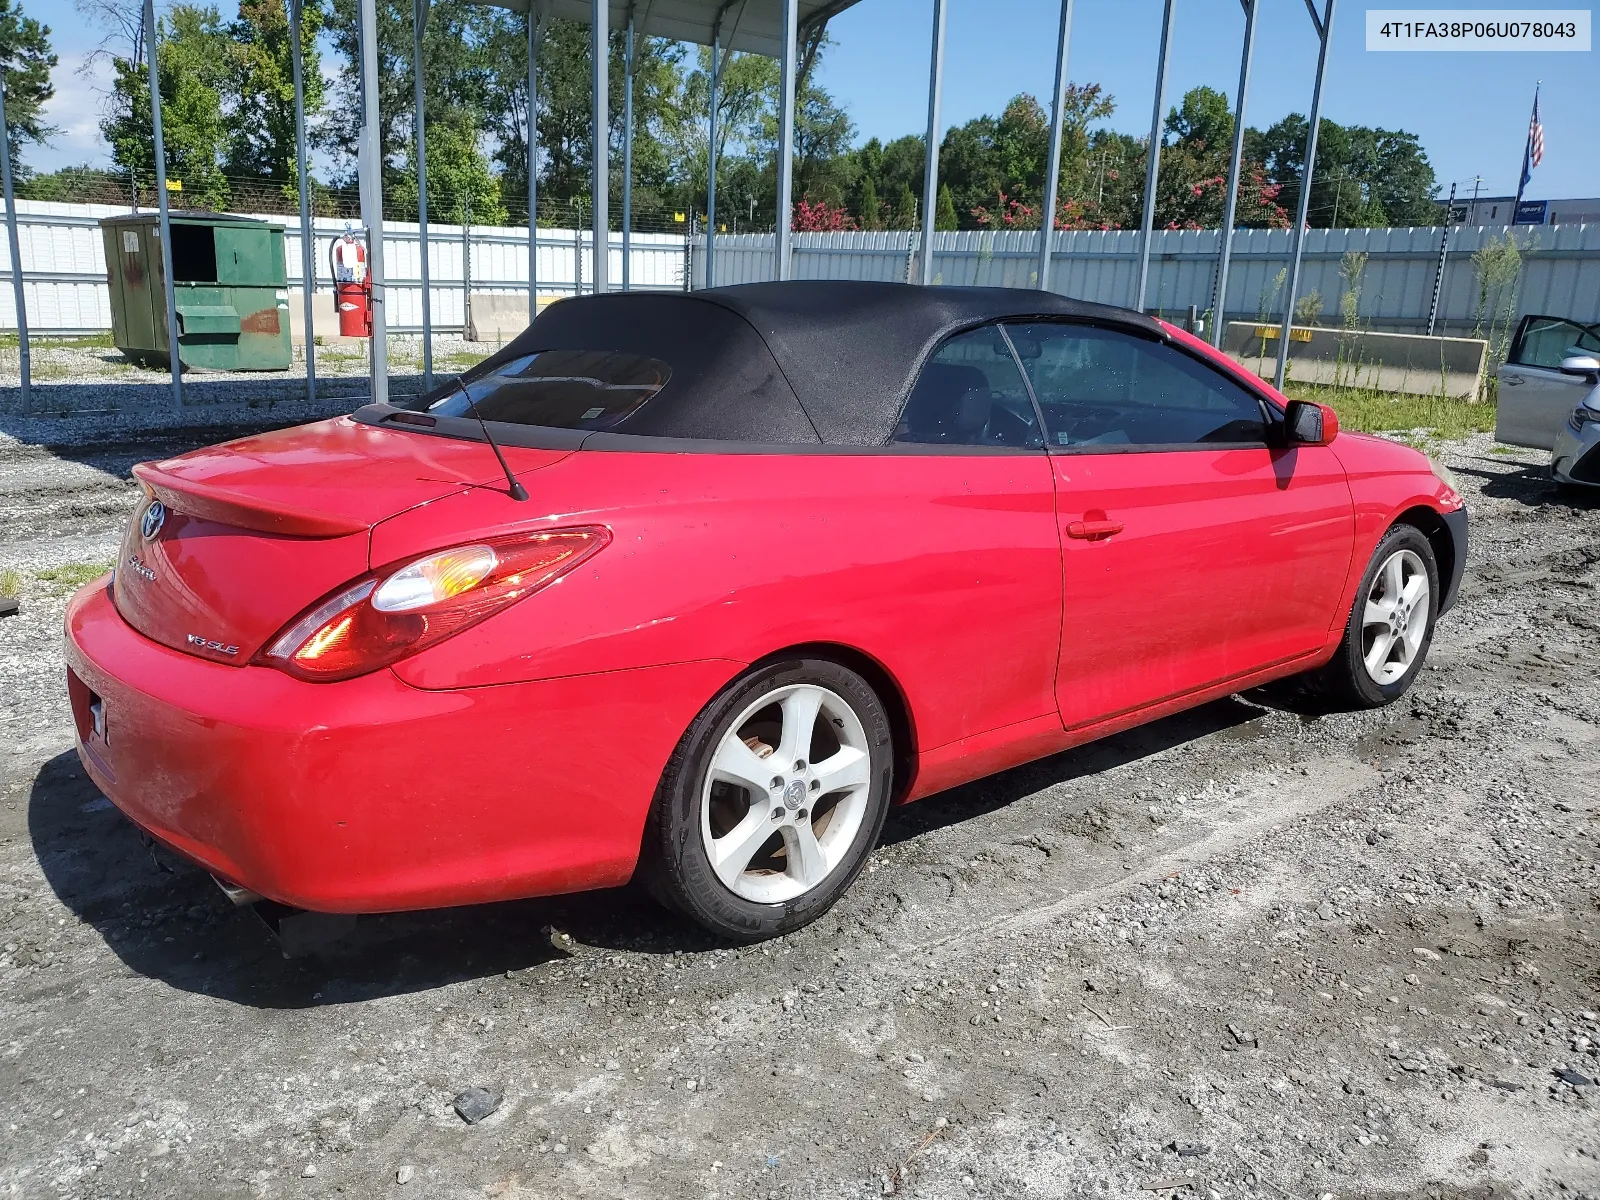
[132,462,369,538]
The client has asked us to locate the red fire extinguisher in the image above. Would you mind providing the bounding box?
[329,227,372,338]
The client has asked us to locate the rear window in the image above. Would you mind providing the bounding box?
[405,349,671,430]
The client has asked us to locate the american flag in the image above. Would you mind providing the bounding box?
[1517,85,1543,203]
[1528,94,1545,170]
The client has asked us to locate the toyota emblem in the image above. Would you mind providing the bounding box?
[141,501,166,540]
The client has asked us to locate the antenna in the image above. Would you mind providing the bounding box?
[453,376,528,501]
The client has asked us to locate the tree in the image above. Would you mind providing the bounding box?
[1248,112,1437,227]
[0,0,56,172]
[1163,84,1231,151]
[224,0,323,189]
[21,165,130,203]
[934,183,957,231]
[323,0,504,202]
[855,173,879,229]
[102,4,231,209]
[389,115,504,223]
[938,87,1112,230]
[889,182,916,230]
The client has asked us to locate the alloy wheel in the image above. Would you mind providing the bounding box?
[1360,548,1430,685]
[699,683,873,904]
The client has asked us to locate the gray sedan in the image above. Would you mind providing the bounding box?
[1496,314,1600,488]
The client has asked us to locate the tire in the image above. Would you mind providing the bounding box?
[1310,524,1440,708]
[640,657,894,943]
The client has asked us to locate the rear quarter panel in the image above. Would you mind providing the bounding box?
[371,448,1065,758]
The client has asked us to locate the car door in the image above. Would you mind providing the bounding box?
[1003,321,1354,731]
[884,323,1064,745]
[1496,315,1600,449]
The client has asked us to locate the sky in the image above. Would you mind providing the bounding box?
[34,0,1598,201]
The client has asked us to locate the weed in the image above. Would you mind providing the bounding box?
[1471,231,1533,366]
[1338,251,1368,330]
[0,566,22,597]
[35,561,115,593]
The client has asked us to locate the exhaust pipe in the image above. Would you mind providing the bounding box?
[211,874,263,907]
[212,874,357,956]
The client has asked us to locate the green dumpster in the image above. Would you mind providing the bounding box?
[100,212,293,371]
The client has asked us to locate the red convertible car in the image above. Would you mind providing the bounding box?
[64,282,1467,941]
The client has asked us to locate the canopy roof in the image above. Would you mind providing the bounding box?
[415,281,1168,448]
[476,0,863,57]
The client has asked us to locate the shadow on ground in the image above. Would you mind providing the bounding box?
[1454,456,1599,509]
[31,694,1307,1010]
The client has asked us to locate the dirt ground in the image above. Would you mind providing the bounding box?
[1,425,1597,1200]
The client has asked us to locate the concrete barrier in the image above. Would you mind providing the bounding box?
[463,293,565,342]
[1223,322,1488,400]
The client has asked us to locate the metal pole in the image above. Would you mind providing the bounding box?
[462,209,472,337]
[289,0,316,404]
[1036,0,1074,291]
[622,7,634,291]
[527,8,539,317]
[1211,0,1257,346]
[143,0,182,407]
[357,0,388,403]
[591,0,608,293]
[775,0,797,280]
[574,200,583,295]
[413,0,432,389]
[1275,0,1336,390]
[1425,181,1456,337]
[0,57,31,412]
[706,23,720,287]
[1133,0,1176,314]
[918,0,946,286]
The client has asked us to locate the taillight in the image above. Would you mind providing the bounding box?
[258,527,609,681]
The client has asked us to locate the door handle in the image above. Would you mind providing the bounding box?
[1503,374,1524,385]
[1066,518,1124,540]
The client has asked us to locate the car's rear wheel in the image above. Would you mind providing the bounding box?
[641,658,893,942]
[1310,524,1440,708]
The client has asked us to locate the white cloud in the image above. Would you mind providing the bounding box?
[31,51,116,173]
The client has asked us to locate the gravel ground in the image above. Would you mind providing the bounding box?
[1,425,1597,1200]
[0,335,502,415]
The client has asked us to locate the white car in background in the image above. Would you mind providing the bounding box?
[1496,314,1600,489]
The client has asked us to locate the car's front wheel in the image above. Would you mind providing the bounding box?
[641,658,894,942]
[1311,524,1440,707]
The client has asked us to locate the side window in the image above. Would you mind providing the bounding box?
[1006,322,1269,449]
[1511,316,1600,369]
[892,325,1043,449]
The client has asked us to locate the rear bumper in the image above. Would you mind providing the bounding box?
[63,583,738,913]
[1439,505,1469,616]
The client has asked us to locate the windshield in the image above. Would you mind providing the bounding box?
[405,349,671,430]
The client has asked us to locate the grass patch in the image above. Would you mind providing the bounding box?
[0,566,22,598]
[36,561,114,593]
[435,351,486,373]
[0,331,117,351]
[1283,382,1497,442]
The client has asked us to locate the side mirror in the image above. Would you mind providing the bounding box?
[1559,354,1600,381]
[1284,400,1339,447]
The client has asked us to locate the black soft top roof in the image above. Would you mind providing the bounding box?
[467,280,1169,447]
